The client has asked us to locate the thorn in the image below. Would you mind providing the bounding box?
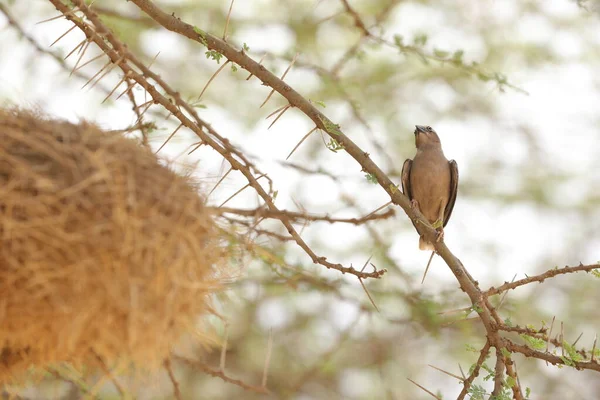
[88,57,124,91]
[267,104,291,129]
[81,58,112,89]
[285,127,317,160]
[246,53,266,80]
[64,38,87,60]
[147,51,161,69]
[265,103,289,120]
[261,329,273,388]
[421,251,435,284]
[101,72,129,104]
[223,0,235,41]
[36,9,77,25]
[259,52,298,108]
[363,201,392,220]
[198,60,230,99]
[187,141,204,155]
[219,322,229,372]
[156,123,183,153]
[206,167,232,199]
[428,364,464,381]
[406,378,441,399]
[50,24,76,47]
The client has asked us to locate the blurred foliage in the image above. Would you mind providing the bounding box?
[2,0,600,399]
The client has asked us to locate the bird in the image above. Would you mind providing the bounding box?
[401,125,458,252]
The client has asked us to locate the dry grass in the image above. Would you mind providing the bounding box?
[0,109,225,383]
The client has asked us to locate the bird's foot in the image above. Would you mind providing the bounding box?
[436,228,444,243]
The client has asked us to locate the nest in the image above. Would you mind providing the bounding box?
[0,109,224,383]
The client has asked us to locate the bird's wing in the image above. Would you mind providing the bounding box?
[401,159,413,200]
[443,160,459,227]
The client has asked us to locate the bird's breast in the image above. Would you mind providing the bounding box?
[409,151,451,222]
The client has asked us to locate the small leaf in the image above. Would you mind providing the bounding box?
[414,33,428,47]
[365,173,378,184]
[433,48,449,58]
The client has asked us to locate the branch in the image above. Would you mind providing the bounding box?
[48,0,385,280]
[211,206,395,225]
[484,263,600,297]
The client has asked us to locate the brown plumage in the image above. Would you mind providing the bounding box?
[401,125,458,250]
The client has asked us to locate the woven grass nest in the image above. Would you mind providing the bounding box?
[0,109,226,383]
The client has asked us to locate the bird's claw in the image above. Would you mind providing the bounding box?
[410,199,419,210]
[436,229,444,242]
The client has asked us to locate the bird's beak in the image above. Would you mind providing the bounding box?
[415,125,427,134]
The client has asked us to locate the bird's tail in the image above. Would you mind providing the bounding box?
[419,236,435,251]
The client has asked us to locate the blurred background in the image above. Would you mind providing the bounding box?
[1,0,600,398]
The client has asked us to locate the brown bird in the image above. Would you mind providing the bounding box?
[401,125,458,251]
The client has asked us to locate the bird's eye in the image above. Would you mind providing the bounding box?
[426,126,432,131]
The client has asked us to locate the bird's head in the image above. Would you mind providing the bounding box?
[414,125,441,148]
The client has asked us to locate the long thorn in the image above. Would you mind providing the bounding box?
[50,24,76,47]
[591,334,597,362]
[421,251,435,284]
[64,38,86,60]
[81,59,111,89]
[88,57,123,91]
[198,60,230,99]
[265,104,289,120]
[268,104,291,129]
[219,323,230,372]
[219,174,266,207]
[259,52,298,108]
[286,127,317,160]
[546,316,555,366]
[207,167,232,199]
[101,73,128,103]
[428,364,464,381]
[223,0,235,41]
[70,40,92,76]
[364,200,392,220]
[36,10,77,25]
[407,378,441,399]
[156,123,183,153]
[261,329,273,388]
[246,53,266,80]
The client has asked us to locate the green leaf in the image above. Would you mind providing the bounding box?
[414,33,428,47]
[193,26,208,47]
[451,50,464,64]
[205,50,224,64]
[433,48,449,58]
[365,173,378,184]
[318,116,342,136]
[520,334,546,350]
[393,34,404,48]
[325,138,344,152]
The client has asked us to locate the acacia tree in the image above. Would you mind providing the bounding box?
[1,0,600,398]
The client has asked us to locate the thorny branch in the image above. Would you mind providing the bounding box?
[25,0,600,397]
[47,0,385,280]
